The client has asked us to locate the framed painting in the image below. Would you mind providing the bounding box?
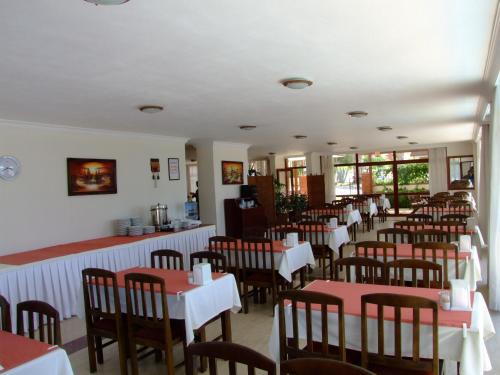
[67,158,117,196]
[221,161,244,185]
[168,158,180,180]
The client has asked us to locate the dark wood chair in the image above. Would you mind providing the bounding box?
[355,241,397,264]
[190,251,227,273]
[361,293,440,375]
[449,201,473,217]
[271,226,305,242]
[150,249,184,270]
[453,191,470,199]
[441,214,468,223]
[82,268,128,375]
[413,229,449,243]
[124,272,187,375]
[0,295,12,332]
[17,300,61,345]
[208,236,241,294]
[377,228,413,244]
[278,290,346,362]
[317,214,340,225]
[406,214,434,223]
[386,259,443,289]
[412,242,458,288]
[186,341,276,375]
[281,358,375,375]
[301,221,332,279]
[333,257,386,285]
[412,203,445,221]
[394,220,425,231]
[432,220,466,241]
[298,214,313,223]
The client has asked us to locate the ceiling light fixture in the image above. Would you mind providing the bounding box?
[347,111,368,118]
[293,135,307,139]
[84,0,129,5]
[397,136,408,139]
[350,146,358,150]
[377,126,393,131]
[327,142,338,145]
[139,105,164,114]
[409,141,418,145]
[268,152,276,155]
[281,78,313,89]
[239,125,257,130]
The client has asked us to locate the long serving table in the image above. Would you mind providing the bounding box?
[0,330,73,375]
[0,225,216,329]
[268,280,496,375]
[76,267,241,344]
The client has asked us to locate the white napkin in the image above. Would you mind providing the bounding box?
[346,203,353,212]
[367,198,373,206]
[286,232,299,247]
[381,194,386,200]
[450,279,471,311]
[459,235,472,252]
[466,217,478,232]
[329,217,338,229]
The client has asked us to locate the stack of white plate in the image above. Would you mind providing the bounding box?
[143,226,156,234]
[128,226,144,237]
[131,217,143,226]
[116,219,131,236]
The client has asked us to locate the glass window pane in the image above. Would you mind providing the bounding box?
[333,154,355,165]
[359,152,394,163]
[334,165,357,196]
[397,162,429,212]
[287,156,306,168]
[396,150,429,161]
[359,165,394,194]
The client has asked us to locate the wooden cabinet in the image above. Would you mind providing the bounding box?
[248,176,276,224]
[307,175,325,208]
[224,199,266,238]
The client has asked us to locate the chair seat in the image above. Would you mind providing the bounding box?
[134,319,185,344]
[367,358,443,375]
[93,318,118,332]
[308,341,362,364]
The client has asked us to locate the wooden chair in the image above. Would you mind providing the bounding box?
[190,251,227,273]
[441,214,468,223]
[394,220,425,231]
[82,268,128,375]
[186,341,276,375]
[301,221,332,279]
[150,249,184,270]
[386,259,443,289]
[333,257,386,285]
[361,293,440,375]
[278,290,346,362]
[271,226,305,242]
[377,228,413,244]
[298,214,313,223]
[406,213,433,223]
[413,203,445,221]
[242,225,268,239]
[432,220,466,241]
[124,272,187,375]
[449,201,473,217]
[0,295,12,332]
[453,191,470,199]
[17,300,61,345]
[355,241,397,264]
[434,192,450,198]
[241,238,284,314]
[209,236,241,294]
[281,358,375,375]
[317,214,340,225]
[412,242,458,288]
[413,229,449,243]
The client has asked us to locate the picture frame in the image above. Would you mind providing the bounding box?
[168,158,180,180]
[67,158,117,196]
[221,160,244,185]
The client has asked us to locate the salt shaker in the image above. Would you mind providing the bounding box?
[439,291,450,310]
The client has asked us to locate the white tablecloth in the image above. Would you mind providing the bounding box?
[76,272,241,344]
[367,203,378,217]
[347,209,363,227]
[326,226,351,254]
[382,198,391,210]
[269,291,495,375]
[3,348,73,375]
[276,242,316,282]
[0,225,216,329]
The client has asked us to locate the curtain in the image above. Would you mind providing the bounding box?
[478,125,490,242]
[428,147,448,195]
[323,155,336,203]
[489,87,500,310]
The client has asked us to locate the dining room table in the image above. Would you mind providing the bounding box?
[0,330,73,375]
[268,280,495,375]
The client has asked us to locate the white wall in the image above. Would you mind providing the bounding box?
[441,141,473,156]
[0,121,188,254]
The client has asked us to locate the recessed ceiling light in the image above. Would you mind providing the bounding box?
[397,136,408,139]
[377,126,393,132]
[293,135,307,139]
[268,152,276,155]
[84,0,129,4]
[350,146,358,150]
[281,78,313,90]
[139,105,164,114]
[409,141,418,145]
[327,142,338,145]
[239,125,257,130]
[347,111,368,118]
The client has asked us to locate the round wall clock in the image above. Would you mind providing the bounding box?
[0,155,21,181]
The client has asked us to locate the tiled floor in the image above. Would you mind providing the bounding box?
[64,218,500,374]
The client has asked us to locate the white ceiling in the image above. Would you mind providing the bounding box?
[0,0,497,158]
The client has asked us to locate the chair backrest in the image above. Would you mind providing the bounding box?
[281,358,375,375]
[208,236,240,272]
[190,251,227,273]
[278,290,345,361]
[361,293,439,375]
[317,214,340,224]
[453,191,470,199]
[376,228,413,244]
[414,203,445,220]
[241,238,275,272]
[333,257,386,285]
[432,220,466,241]
[17,300,61,345]
[300,221,327,246]
[82,268,122,330]
[150,249,184,270]
[298,214,313,223]
[0,295,12,332]
[124,273,172,347]
[412,242,458,288]
[186,341,276,375]
[393,220,425,231]
[434,192,450,198]
[355,241,396,263]
[272,226,305,242]
[406,213,433,223]
[448,201,473,217]
[413,229,449,243]
[441,214,468,223]
[386,259,443,289]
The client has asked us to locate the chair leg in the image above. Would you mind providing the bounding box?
[329,250,334,280]
[128,339,139,375]
[299,267,305,288]
[96,336,104,364]
[86,335,97,373]
[155,349,162,362]
[243,283,249,314]
[197,328,207,372]
[117,335,128,375]
[322,251,327,280]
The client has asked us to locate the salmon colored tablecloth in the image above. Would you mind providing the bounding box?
[213,239,295,253]
[358,243,470,260]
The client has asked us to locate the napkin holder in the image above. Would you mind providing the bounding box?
[286,232,299,247]
[193,263,212,285]
[381,194,386,200]
[346,203,353,212]
[367,198,373,206]
[450,279,471,311]
[329,217,338,229]
[459,235,472,252]
[466,217,478,232]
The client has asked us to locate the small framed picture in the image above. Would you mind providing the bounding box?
[168,158,180,180]
[221,161,244,185]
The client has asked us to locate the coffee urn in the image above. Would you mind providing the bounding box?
[150,203,168,231]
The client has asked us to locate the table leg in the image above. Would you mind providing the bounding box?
[221,310,232,342]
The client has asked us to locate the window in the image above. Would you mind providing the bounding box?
[335,165,357,195]
[187,164,198,194]
[249,159,269,176]
[359,152,394,163]
[396,150,429,161]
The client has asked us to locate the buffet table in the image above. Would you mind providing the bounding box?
[0,225,216,328]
